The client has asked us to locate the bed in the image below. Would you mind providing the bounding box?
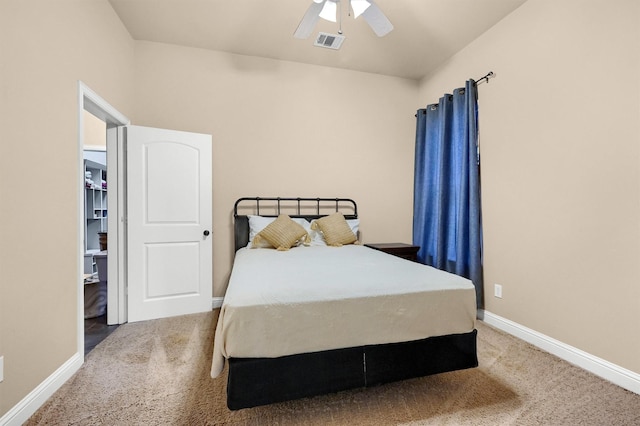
[211,197,478,410]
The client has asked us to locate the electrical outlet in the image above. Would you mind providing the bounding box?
[494,284,503,299]
[0,356,4,382]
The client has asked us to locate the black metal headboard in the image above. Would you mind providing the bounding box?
[233,197,358,251]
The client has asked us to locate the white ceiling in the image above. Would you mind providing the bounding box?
[108,0,527,81]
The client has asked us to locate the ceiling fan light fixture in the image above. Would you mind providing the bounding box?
[350,0,371,19]
[294,0,392,40]
[319,0,337,23]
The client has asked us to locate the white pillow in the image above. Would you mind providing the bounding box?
[247,216,275,247]
[247,215,310,248]
[347,219,360,236]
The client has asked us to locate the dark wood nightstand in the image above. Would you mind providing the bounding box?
[364,243,420,262]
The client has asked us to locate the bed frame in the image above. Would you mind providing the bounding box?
[226,197,478,410]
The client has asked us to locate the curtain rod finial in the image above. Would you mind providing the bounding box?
[486,71,494,83]
[475,71,495,85]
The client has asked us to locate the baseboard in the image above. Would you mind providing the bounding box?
[0,352,83,426]
[481,310,640,395]
[212,297,224,309]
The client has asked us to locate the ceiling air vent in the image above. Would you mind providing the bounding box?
[314,32,345,50]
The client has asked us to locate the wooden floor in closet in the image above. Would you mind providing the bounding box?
[85,314,118,356]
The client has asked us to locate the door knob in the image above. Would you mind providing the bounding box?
[203,230,210,236]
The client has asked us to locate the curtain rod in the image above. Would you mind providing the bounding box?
[415,72,495,116]
[475,71,495,85]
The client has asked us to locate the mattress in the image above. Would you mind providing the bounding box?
[211,245,476,378]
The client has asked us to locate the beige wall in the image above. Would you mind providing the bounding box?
[4,0,638,420]
[419,0,640,374]
[0,0,134,416]
[84,110,107,147]
[131,41,419,297]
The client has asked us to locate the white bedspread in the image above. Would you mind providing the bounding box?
[211,245,476,378]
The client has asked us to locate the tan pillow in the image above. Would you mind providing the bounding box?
[311,212,357,247]
[253,214,309,251]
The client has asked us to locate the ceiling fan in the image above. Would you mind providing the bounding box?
[294,0,393,39]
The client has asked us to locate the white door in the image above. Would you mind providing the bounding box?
[126,125,212,322]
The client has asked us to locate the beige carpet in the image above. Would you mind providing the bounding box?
[27,311,640,425]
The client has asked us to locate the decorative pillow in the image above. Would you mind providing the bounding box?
[248,215,310,248]
[311,212,357,247]
[252,214,310,251]
[308,218,359,246]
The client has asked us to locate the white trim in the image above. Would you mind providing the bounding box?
[80,82,129,125]
[77,83,86,364]
[212,297,224,309]
[78,80,130,343]
[0,353,83,426]
[482,310,640,395]
[110,126,128,324]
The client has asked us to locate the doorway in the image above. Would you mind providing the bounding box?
[78,82,130,358]
[82,112,118,354]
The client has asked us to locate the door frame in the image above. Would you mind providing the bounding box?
[77,82,130,356]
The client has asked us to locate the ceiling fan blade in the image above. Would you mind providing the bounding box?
[361,1,393,37]
[294,1,325,39]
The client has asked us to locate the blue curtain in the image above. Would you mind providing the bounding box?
[413,80,483,308]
